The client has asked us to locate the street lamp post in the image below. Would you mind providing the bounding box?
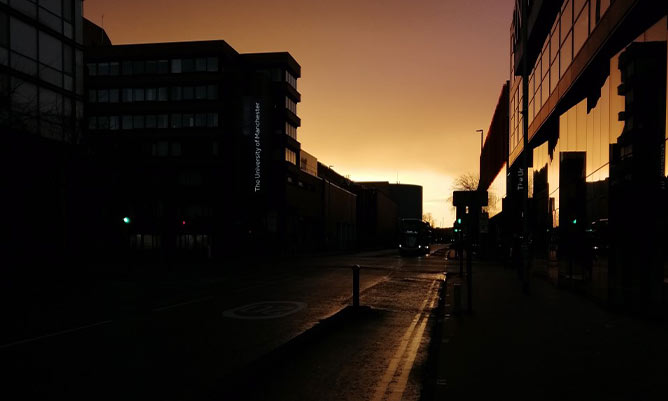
[476,129,484,154]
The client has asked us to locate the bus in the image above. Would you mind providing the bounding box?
[398,218,432,256]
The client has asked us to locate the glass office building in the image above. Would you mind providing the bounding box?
[0,0,85,265]
[509,0,667,312]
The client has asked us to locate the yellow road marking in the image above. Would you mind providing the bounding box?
[371,280,439,401]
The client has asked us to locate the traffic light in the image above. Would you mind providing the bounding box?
[572,218,577,225]
[123,216,131,224]
[182,220,187,226]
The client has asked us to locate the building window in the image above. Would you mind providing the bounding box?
[182,58,194,72]
[195,85,207,100]
[146,88,156,101]
[158,59,169,73]
[285,148,297,165]
[285,122,297,140]
[133,88,144,102]
[110,61,120,76]
[207,57,219,72]
[133,115,144,129]
[157,114,168,128]
[171,59,181,73]
[10,17,37,59]
[183,86,194,100]
[122,60,132,75]
[171,113,182,128]
[171,86,182,101]
[285,97,297,114]
[195,113,206,127]
[133,60,145,74]
[195,57,207,72]
[285,70,297,90]
[98,89,109,103]
[123,88,133,102]
[109,116,120,130]
[122,115,132,129]
[158,87,168,101]
[207,113,218,127]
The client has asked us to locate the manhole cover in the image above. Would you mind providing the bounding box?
[223,301,307,320]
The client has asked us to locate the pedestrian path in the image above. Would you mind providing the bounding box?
[436,261,668,401]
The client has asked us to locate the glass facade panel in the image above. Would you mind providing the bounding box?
[573,5,589,58]
[10,17,36,58]
[560,31,572,77]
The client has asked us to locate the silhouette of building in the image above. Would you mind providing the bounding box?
[477,82,510,259]
[358,182,423,221]
[505,0,667,314]
[1,1,85,270]
[83,21,308,259]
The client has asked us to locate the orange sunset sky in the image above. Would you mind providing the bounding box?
[83,0,515,227]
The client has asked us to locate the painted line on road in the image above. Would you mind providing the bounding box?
[0,320,113,350]
[387,287,440,401]
[370,280,438,401]
[152,296,214,312]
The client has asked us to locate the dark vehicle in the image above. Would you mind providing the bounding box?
[398,218,432,256]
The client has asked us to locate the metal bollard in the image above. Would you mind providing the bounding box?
[453,283,462,314]
[352,264,360,308]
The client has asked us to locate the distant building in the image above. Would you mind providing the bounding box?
[83,21,307,259]
[1,1,85,267]
[359,182,423,221]
[506,0,667,312]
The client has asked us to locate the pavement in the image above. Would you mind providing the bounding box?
[434,259,668,401]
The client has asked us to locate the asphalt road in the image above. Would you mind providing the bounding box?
[1,247,448,400]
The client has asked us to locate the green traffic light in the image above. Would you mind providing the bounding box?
[457,218,462,224]
[123,217,131,224]
[572,219,577,224]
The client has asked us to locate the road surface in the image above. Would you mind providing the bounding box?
[1,247,448,400]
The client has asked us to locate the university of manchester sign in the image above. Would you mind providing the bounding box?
[253,102,261,192]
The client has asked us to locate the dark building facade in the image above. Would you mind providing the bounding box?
[83,23,307,260]
[478,82,510,259]
[1,0,85,270]
[359,182,423,221]
[507,0,667,314]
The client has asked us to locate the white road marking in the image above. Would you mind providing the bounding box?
[0,320,112,350]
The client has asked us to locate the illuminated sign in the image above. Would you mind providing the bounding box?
[253,102,261,192]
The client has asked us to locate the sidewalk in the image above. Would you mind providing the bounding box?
[435,260,668,401]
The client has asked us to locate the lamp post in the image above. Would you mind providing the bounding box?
[476,129,484,153]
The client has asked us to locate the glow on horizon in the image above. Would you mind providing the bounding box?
[83,0,514,228]
[347,169,457,228]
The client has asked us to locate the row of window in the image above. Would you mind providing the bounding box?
[5,0,78,37]
[285,96,297,114]
[129,233,211,251]
[86,57,219,76]
[285,122,297,140]
[3,15,81,91]
[285,148,297,165]
[88,85,219,103]
[88,112,220,130]
[285,70,297,90]
[510,0,611,159]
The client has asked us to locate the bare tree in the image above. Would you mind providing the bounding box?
[422,212,435,227]
[452,172,480,191]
